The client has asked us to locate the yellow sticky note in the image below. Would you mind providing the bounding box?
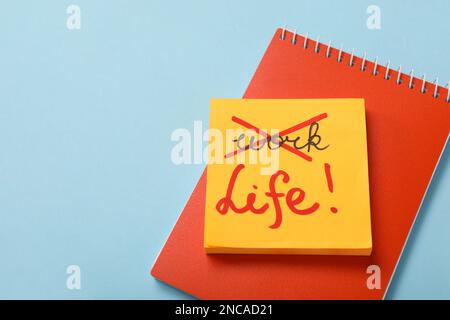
[204,99,372,256]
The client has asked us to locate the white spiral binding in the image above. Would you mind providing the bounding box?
[280,25,286,40]
[349,49,355,67]
[314,36,320,53]
[409,69,415,89]
[326,41,332,58]
[385,60,391,80]
[373,56,379,75]
[337,44,344,62]
[361,52,367,71]
[291,29,297,45]
[278,27,450,103]
[447,82,450,102]
[397,66,402,84]
[421,75,427,93]
[433,78,439,98]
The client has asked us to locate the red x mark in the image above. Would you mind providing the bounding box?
[224,113,328,162]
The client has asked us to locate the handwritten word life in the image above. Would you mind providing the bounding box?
[216,164,320,229]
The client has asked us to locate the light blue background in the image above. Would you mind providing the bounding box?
[0,0,449,299]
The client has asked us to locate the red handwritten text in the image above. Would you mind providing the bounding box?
[216,164,320,229]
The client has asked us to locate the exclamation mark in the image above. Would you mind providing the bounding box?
[324,163,338,214]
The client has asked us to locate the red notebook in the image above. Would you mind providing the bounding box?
[151,28,450,299]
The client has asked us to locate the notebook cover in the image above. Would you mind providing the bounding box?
[151,28,450,299]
